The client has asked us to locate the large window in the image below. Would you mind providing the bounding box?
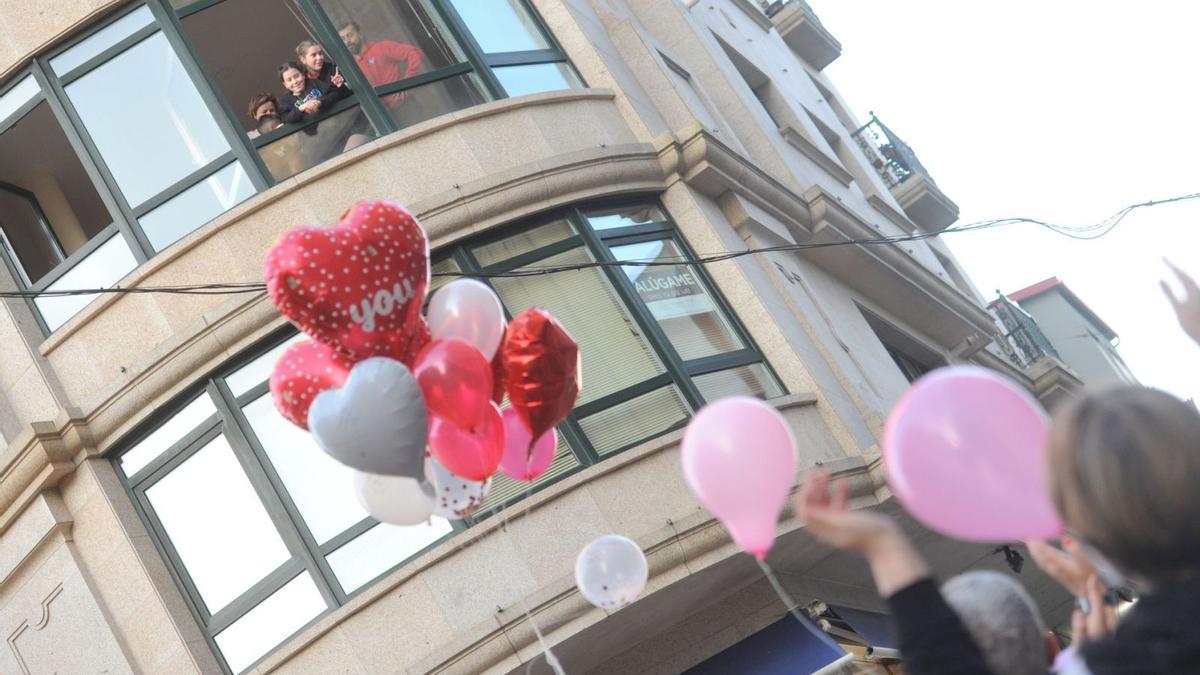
[0,0,581,334]
[116,198,781,673]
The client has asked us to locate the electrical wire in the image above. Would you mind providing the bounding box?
[0,191,1194,300]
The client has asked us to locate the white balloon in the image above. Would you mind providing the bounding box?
[575,534,648,609]
[353,470,435,526]
[427,279,505,360]
[425,454,491,520]
[308,357,427,477]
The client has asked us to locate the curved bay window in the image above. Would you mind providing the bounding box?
[0,0,581,333]
[115,198,782,672]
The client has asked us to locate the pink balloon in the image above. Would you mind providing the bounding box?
[883,366,1063,542]
[429,402,505,481]
[413,338,493,430]
[681,397,797,558]
[427,279,506,360]
[499,407,557,481]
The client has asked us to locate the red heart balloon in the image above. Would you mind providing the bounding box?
[269,339,357,429]
[265,200,430,359]
[501,309,580,441]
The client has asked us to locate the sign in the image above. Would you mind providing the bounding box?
[632,267,716,320]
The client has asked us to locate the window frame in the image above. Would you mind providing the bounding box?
[114,197,782,673]
[0,0,582,336]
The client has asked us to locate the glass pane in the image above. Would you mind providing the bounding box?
[0,76,40,124]
[36,234,138,331]
[613,239,746,361]
[0,102,112,284]
[322,0,469,88]
[381,73,487,130]
[242,394,366,544]
[429,257,460,296]
[145,435,292,614]
[256,106,373,181]
[586,204,668,231]
[577,385,689,455]
[65,32,231,206]
[490,245,666,405]
[693,363,784,402]
[120,395,218,478]
[226,334,305,398]
[494,62,579,98]
[470,218,575,268]
[449,0,551,53]
[326,520,452,593]
[213,572,326,673]
[478,432,578,512]
[50,6,155,75]
[140,162,255,251]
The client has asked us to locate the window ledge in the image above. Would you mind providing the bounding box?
[254,391,817,672]
[38,88,620,356]
[778,123,854,187]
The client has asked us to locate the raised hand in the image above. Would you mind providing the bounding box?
[1162,259,1200,346]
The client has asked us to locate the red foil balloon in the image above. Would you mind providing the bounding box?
[412,338,493,430]
[428,403,505,480]
[264,200,429,359]
[501,309,580,441]
[269,339,357,429]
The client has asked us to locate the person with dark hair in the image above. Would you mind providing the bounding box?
[295,40,346,90]
[278,61,345,124]
[336,20,423,109]
[245,93,280,138]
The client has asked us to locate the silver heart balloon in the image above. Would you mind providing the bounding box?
[308,357,427,477]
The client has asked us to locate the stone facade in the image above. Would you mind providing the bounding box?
[0,0,1076,673]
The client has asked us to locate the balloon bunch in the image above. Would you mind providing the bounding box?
[264,200,580,526]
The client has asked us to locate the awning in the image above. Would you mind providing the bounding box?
[685,612,854,674]
[829,605,898,651]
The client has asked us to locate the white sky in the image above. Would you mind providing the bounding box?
[811,0,1200,401]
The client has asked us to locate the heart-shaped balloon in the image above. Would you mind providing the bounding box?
[501,309,580,441]
[308,357,428,477]
[883,366,1063,542]
[424,451,491,520]
[428,402,505,481]
[270,339,358,430]
[265,200,430,359]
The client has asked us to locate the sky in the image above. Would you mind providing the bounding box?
[809,0,1200,401]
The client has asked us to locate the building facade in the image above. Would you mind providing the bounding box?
[0,0,1077,672]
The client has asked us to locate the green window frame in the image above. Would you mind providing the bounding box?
[0,0,582,335]
[113,197,782,673]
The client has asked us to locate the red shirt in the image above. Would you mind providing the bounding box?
[355,40,425,88]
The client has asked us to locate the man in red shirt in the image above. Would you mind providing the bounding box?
[337,21,425,111]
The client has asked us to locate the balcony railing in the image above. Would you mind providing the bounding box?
[990,294,1061,368]
[852,113,939,189]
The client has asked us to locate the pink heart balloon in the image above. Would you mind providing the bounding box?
[498,407,557,481]
[883,366,1063,542]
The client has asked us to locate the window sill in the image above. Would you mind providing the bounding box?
[778,123,854,187]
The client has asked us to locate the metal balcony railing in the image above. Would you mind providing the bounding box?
[990,294,1061,368]
[851,113,939,189]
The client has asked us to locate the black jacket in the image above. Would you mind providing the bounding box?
[280,79,346,123]
[886,578,995,674]
[1081,579,1200,674]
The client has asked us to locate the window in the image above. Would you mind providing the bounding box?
[0,0,581,334]
[117,198,780,672]
[861,308,942,384]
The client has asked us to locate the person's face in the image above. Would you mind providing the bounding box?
[282,68,305,95]
[301,46,326,73]
[339,26,362,54]
[253,100,277,120]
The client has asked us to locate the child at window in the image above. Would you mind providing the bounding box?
[278,61,345,124]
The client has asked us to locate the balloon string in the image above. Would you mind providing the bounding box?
[499,484,566,674]
[755,558,830,644]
